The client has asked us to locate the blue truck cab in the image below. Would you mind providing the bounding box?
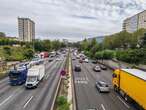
[8,64,28,86]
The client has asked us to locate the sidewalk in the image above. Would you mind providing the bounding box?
[98,59,146,71]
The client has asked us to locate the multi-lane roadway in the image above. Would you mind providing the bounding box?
[0,57,65,110]
[72,56,138,110]
[0,53,141,110]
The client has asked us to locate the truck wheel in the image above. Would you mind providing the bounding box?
[124,94,128,102]
[114,85,119,92]
[124,94,133,103]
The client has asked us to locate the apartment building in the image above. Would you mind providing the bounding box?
[123,10,146,33]
[18,17,35,42]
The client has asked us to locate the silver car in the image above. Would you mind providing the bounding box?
[95,81,110,93]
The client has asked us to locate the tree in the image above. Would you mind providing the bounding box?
[23,49,34,59]
[43,40,52,51]
[0,32,6,37]
[140,32,146,48]
[3,46,11,55]
[81,39,89,51]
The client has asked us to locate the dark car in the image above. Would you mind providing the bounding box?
[79,59,83,63]
[93,66,101,72]
[100,65,107,70]
[72,57,76,60]
[92,60,97,64]
[74,65,81,72]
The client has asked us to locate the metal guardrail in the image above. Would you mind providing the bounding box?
[71,58,78,110]
[71,57,77,110]
[50,55,68,110]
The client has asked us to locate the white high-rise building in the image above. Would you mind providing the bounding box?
[18,17,35,42]
[123,10,146,33]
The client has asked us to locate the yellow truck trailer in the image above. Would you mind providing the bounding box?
[112,69,146,110]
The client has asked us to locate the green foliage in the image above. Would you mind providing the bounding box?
[95,50,114,60]
[81,39,89,51]
[34,39,65,52]
[102,29,146,49]
[140,33,146,48]
[102,50,114,59]
[95,52,103,59]
[116,49,146,64]
[3,46,11,55]
[23,49,34,60]
[0,32,6,37]
[57,96,70,110]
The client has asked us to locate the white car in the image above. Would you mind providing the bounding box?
[84,58,89,63]
[95,81,110,93]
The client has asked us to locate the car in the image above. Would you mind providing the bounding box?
[91,60,97,64]
[72,57,76,60]
[84,58,89,63]
[79,59,83,63]
[86,108,97,110]
[56,57,62,61]
[95,81,110,93]
[74,65,81,72]
[76,55,80,59]
[93,66,101,72]
[48,58,53,62]
[100,65,107,70]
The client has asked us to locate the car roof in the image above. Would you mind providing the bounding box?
[75,64,80,67]
[95,65,100,67]
[98,81,107,85]
[86,108,97,110]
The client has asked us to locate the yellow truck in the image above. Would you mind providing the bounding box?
[112,69,146,110]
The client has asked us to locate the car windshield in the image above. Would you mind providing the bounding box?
[27,76,37,82]
[99,82,108,87]
[9,71,20,78]
[95,66,100,69]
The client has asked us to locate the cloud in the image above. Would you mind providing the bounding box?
[0,0,146,41]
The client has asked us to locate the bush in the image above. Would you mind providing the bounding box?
[95,50,114,60]
[23,49,34,60]
[57,96,70,110]
[116,49,146,64]
[102,50,114,59]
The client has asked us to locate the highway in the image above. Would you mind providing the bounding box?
[0,57,65,110]
[72,56,138,110]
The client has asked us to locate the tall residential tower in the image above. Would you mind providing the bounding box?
[123,10,146,33]
[18,17,35,42]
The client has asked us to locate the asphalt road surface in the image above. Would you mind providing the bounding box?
[72,56,138,110]
[0,57,65,110]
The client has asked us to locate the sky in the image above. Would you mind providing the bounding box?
[0,0,146,41]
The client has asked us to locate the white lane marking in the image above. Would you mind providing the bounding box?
[23,96,33,108]
[0,95,13,106]
[101,104,106,110]
[117,96,130,109]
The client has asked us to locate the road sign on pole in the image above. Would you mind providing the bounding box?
[60,69,66,76]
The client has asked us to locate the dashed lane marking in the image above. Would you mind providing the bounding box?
[101,104,106,110]
[117,96,130,109]
[0,95,13,106]
[23,96,33,108]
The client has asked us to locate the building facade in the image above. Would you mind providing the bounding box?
[123,10,146,33]
[18,17,35,42]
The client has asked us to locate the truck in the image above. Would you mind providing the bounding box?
[25,64,45,88]
[40,52,49,58]
[112,69,146,110]
[8,66,28,85]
